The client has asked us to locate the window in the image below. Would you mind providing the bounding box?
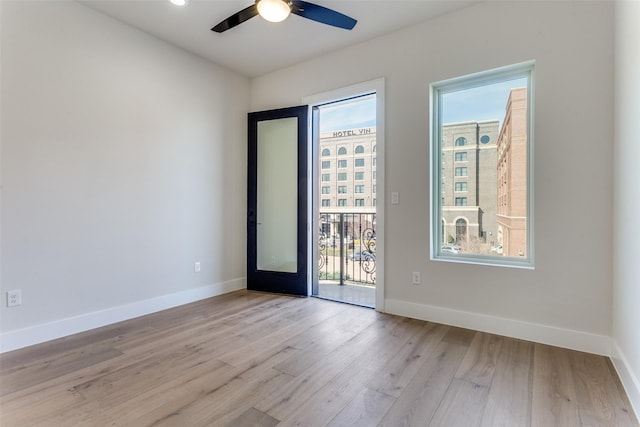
[322,186,330,194]
[322,148,330,157]
[431,61,534,268]
[355,158,365,167]
[355,185,365,193]
[372,198,376,206]
[355,199,365,206]
[338,159,347,168]
[322,199,330,207]
[355,145,365,154]
[338,173,347,181]
[338,186,347,194]
[372,158,377,167]
[373,185,376,193]
[322,174,330,182]
[338,199,347,207]
[355,172,365,180]
[372,171,377,180]
[321,161,331,169]
[338,147,347,155]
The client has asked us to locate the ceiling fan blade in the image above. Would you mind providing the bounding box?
[291,0,357,30]
[211,4,259,33]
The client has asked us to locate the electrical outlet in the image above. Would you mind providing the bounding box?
[194,262,201,273]
[7,289,22,307]
[412,272,421,285]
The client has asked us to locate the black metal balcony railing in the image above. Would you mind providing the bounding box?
[319,212,376,287]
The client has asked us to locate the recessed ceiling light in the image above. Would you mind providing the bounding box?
[169,0,187,6]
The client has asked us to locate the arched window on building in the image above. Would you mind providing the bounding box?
[322,148,330,157]
[355,145,364,154]
[338,147,347,155]
[456,218,468,242]
[373,145,377,153]
[455,137,467,146]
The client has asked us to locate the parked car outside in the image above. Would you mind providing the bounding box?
[441,245,460,254]
[349,250,376,261]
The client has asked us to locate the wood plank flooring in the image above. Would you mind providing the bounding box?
[1,290,637,427]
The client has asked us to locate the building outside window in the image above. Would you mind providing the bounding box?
[355,158,365,167]
[322,161,330,169]
[322,199,330,207]
[338,186,347,194]
[322,173,330,181]
[322,186,330,194]
[355,185,365,193]
[338,159,347,168]
[338,173,347,181]
[338,199,347,207]
[431,61,534,267]
[355,199,365,206]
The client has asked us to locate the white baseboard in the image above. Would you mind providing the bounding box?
[0,278,246,353]
[611,341,640,422]
[384,298,612,356]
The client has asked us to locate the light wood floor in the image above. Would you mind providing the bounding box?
[1,290,637,427]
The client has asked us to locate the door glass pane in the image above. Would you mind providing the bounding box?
[257,117,298,273]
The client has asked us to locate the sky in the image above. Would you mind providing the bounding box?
[441,77,527,126]
[318,77,527,132]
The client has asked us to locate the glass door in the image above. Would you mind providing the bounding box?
[247,106,308,296]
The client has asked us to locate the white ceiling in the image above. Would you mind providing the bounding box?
[78,0,478,78]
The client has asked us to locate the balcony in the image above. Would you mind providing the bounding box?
[316,212,376,307]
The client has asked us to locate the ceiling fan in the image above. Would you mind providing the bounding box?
[211,0,357,33]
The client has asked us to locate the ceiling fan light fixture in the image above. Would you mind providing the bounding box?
[257,0,291,23]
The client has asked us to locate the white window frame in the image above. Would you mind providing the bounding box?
[430,61,535,269]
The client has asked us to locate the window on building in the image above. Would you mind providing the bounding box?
[355,158,365,167]
[322,173,330,182]
[322,148,330,156]
[338,186,347,194]
[355,185,365,193]
[338,199,347,207]
[338,147,347,155]
[355,199,365,206]
[372,199,376,206]
[431,61,534,268]
[322,199,330,207]
[321,161,330,169]
[373,158,377,167]
[338,159,347,168]
[355,145,365,154]
[372,171,377,180]
[338,173,347,181]
[355,172,365,180]
[322,186,330,194]
[373,185,376,194]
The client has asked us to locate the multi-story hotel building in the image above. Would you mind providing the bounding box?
[318,127,376,240]
[441,120,500,246]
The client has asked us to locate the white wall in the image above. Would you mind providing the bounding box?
[0,1,249,351]
[612,0,640,416]
[252,1,615,354]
